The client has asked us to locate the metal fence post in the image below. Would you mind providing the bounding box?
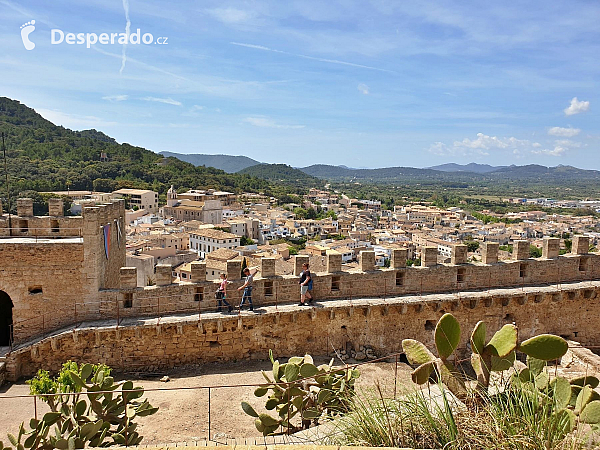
[207,387,212,441]
[394,354,398,399]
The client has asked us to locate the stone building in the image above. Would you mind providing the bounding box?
[190,228,241,259]
[0,198,126,347]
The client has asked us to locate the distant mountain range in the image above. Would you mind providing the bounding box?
[297,163,600,182]
[428,163,506,173]
[159,151,260,173]
[155,152,600,185]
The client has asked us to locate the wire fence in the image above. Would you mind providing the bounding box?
[2,343,599,447]
[0,352,406,446]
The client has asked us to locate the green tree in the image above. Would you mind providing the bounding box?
[464,240,480,252]
[529,245,542,258]
[92,178,117,192]
[240,236,255,246]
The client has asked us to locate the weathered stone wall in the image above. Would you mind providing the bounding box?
[8,249,600,345]
[0,200,125,344]
[0,241,86,342]
[6,281,600,380]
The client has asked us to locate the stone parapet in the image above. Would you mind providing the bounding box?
[155,264,173,286]
[7,280,600,381]
[17,198,33,217]
[573,235,590,255]
[482,242,499,265]
[391,248,407,269]
[227,260,242,280]
[327,252,342,273]
[360,251,376,272]
[451,244,468,265]
[421,246,438,267]
[513,240,530,260]
[542,237,560,259]
[261,257,276,277]
[119,267,137,289]
[48,198,64,217]
[190,262,206,282]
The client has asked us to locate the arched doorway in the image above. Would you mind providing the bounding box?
[0,291,13,347]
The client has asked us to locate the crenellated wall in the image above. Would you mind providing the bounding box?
[5,280,600,380]
[0,199,126,345]
[3,219,600,383]
[6,237,600,345]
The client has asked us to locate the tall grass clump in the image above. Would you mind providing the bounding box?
[330,381,594,449]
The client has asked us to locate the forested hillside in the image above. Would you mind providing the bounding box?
[238,163,321,188]
[0,98,297,212]
[159,151,260,173]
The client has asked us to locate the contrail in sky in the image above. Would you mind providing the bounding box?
[119,0,131,74]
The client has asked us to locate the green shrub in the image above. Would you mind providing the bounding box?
[4,362,157,449]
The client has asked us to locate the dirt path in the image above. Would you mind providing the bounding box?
[0,357,413,445]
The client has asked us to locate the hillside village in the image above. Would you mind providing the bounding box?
[42,185,600,288]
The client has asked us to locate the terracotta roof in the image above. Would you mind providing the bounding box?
[193,228,239,240]
[206,248,240,261]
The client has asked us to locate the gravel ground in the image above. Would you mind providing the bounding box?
[0,357,413,445]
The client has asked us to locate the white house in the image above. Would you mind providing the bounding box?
[189,228,241,258]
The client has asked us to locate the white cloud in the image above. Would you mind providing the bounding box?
[428,133,540,156]
[141,96,182,106]
[357,83,370,95]
[532,146,566,156]
[554,139,581,148]
[102,94,128,102]
[532,139,580,157]
[564,97,590,116]
[36,108,116,130]
[191,105,204,111]
[207,8,255,24]
[243,116,304,129]
[548,126,580,137]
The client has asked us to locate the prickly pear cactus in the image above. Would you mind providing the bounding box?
[5,361,158,449]
[241,351,359,435]
[402,313,569,400]
[402,313,467,399]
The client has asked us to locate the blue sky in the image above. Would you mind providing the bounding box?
[1,0,599,168]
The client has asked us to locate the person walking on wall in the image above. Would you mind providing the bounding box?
[215,273,233,313]
[298,262,313,306]
[238,267,254,311]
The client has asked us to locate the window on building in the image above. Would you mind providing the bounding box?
[396,272,404,286]
[123,293,133,308]
[331,276,341,291]
[519,263,527,278]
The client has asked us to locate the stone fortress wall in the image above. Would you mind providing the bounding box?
[0,199,126,346]
[1,199,599,381]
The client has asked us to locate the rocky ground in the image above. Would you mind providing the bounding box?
[0,356,413,445]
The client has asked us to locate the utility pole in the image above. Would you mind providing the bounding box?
[2,132,12,236]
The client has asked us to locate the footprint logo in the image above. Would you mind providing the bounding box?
[20,20,36,50]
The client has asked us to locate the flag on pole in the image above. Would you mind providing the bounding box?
[103,224,110,259]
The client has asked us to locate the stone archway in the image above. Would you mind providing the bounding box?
[0,291,13,347]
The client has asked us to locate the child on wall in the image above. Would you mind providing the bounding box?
[238,267,254,311]
[298,262,313,306]
[215,273,233,313]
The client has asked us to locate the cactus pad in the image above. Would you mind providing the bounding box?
[434,313,461,359]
